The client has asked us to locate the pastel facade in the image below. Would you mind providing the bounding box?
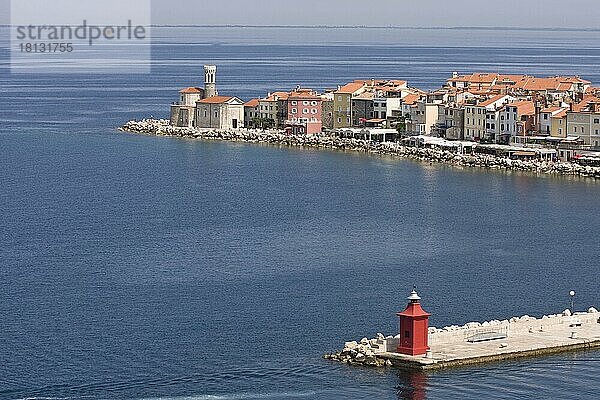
[333,81,365,129]
[285,93,323,135]
[433,105,465,140]
[464,105,486,141]
[352,92,375,126]
[482,95,516,143]
[258,92,289,128]
[540,107,568,137]
[321,93,334,130]
[503,101,536,145]
[567,111,600,147]
[244,99,260,128]
[550,110,568,138]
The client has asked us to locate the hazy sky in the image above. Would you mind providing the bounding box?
[149,0,599,28]
[1,0,598,28]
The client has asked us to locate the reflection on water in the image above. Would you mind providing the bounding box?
[396,370,428,400]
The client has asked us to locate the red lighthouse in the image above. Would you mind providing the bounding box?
[397,286,431,356]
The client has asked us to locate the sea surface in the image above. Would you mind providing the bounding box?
[1,26,599,399]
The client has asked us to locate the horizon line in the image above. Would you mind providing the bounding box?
[1,24,599,32]
[150,24,600,31]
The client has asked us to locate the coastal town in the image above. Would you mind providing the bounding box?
[167,65,600,165]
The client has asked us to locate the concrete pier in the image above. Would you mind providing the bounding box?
[324,309,600,370]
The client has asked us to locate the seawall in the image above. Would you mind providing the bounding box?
[324,308,600,371]
[119,119,600,179]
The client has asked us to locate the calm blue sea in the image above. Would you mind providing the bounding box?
[1,27,599,400]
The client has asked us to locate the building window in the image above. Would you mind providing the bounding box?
[594,118,600,124]
[214,111,218,118]
[404,331,410,338]
[303,108,309,114]
[311,108,317,114]
[204,110,207,118]
[337,117,341,123]
[291,108,297,114]
[291,101,297,106]
[543,114,548,120]
[303,101,309,106]
[311,101,317,106]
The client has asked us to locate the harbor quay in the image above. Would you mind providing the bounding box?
[119,119,600,179]
[323,288,600,371]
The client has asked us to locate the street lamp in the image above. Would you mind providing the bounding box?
[569,290,576,314]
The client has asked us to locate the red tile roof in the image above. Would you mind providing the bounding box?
[479,94,509,107]
[244,98,260,107]
[572,95,600,112]
[448,73,499,84]
[198,96,234,104]
[402,93,420,105]
[180,87,203,94]
[508,100,535,116]
[335,81,366,94]
[541,106,563,113]
[262,91,290,101]
[553,109,568,118]
[513,76,589,92]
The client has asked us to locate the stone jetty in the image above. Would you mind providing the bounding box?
[119,119,600,178]
[323,308,600,370]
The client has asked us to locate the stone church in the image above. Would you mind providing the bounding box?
[170,65,244,129]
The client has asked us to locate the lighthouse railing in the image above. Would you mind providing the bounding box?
[465,326,509,343]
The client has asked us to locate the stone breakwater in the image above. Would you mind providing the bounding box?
[323,308,600,369]
[119,119,600,178]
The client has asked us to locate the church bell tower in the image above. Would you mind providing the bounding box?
[204,65,217,98]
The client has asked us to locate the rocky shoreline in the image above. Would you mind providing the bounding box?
[119,119,600,178]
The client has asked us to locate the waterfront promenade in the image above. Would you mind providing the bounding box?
[120,119,600,179]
